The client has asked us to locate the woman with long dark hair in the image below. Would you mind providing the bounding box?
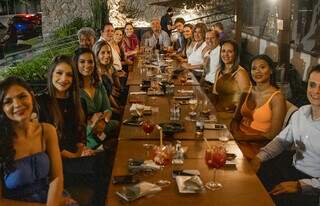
[230,54,286,159]
[182,23,194,58]
[37,55,88,157]
[181,23,210,79]
[73,47,119,150]
[212,40,251,111]
[212,40,251,126]
[37,55,109,206]
[122,23,139,63]
[0,77,76,205]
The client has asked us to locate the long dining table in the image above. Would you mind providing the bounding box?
[105,55,275,206]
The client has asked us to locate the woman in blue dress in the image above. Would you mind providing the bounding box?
[0,77,76,205]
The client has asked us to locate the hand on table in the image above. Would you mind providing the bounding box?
[250,156,261,173]
[270,181,300,195]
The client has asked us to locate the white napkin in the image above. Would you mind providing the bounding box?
[142,160,161,170]
[177,89,193,93]
[130,91,147,95]
[130,104,151,112]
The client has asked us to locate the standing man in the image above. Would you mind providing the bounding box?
[202,30,221,93]
[173,18,185,53]
[160,7,174,36]
[141,18,170,50]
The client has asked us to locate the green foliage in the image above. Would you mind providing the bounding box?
[0,44,77,81]
[53,17,91,39]
[90,0,109,31]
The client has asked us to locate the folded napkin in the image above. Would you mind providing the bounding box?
[142,160,161,170]
[177,89,193,93]
[183,176,205,192]
[116,181,162,202]
[130,91,147,95]
[176,175,205,193]
[129,104,151,112]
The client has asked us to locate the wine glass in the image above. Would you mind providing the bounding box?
[143,143,154,160]
[189,98,198,118]
[204,146,227,191]
[179,73,187,91]
[142,120,155,136]
[136,104,144,120]
[151,144,174,187]
[150,78,159,101]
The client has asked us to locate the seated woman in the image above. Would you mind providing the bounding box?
[36,55,110,205]
[0,77,76,205]
[251,65,320,206]
[212,40,251,126]
[112,28,129,104]
[230,54,286,159]
[181,23,210,79]
[93,41,122,118]
[73,47,119,150]
[176,23,193,61]
[122,23,139,64]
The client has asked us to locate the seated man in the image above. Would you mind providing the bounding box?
[202,30,221,92]
[251,64,320,206]
[173,17,185,53]
[141,18,170,50]
[77,27,96,49]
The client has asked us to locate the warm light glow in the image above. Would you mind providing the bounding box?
[269,0,278,3]
[175,7,201,23]
[133,20,150,28]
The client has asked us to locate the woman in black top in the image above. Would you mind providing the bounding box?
[37,55,108,206]
[37,55,89,157]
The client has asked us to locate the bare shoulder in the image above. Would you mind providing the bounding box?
[236,67,250,79]
[271,91,286,105]
[40,123,58,142]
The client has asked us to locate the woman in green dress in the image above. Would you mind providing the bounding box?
[73,47,119,150]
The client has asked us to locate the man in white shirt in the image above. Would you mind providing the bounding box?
[251,64,320,206]
[202,30,220,93]
[141,18,171,49]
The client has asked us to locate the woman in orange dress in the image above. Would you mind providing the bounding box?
[230,54,286,159]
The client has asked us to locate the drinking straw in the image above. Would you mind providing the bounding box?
[203,136,211,149]
[156,125,163,147]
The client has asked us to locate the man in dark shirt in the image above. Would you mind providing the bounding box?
[160,7,174,36]
[173,17,185,53]
[212,22,228,42]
